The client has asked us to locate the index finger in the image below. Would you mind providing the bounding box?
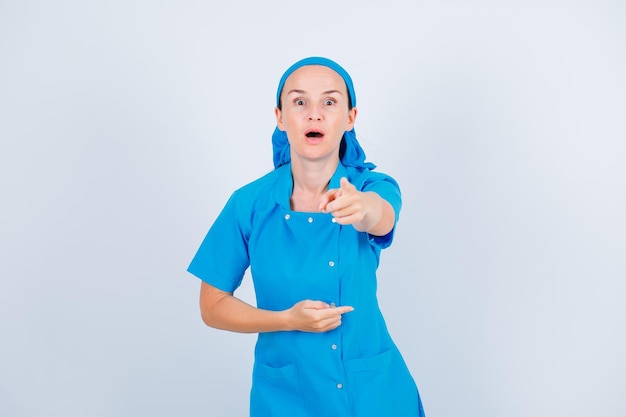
[339,177,355,191]
[333,306,355,315]
[317,305,354,319]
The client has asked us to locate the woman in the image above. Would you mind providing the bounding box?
[188,57,425,416]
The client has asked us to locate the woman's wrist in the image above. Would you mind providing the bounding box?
[271,308,293,332]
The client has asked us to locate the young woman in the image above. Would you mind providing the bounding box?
[188,57,425,417]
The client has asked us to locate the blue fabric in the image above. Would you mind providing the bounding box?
[188,162,425,417]
[272,57,376,171]
[275,57,357,108]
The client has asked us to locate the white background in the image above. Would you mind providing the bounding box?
[1,1,625,416]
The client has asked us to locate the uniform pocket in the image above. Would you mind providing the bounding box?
[345,349,393,373]
[345,350,421,417]
[251,362,307,417]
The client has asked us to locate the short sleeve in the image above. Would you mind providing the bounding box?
[362,173,402,249]
[187,192,251,293]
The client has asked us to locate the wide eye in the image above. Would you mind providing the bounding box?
[295,99,305,106]
[324,99,335,106]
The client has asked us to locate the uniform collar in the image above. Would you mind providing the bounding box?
[273,163,350,210]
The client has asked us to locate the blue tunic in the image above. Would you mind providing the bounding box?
[188,162,425,417]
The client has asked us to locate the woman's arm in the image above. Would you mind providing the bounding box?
[199,281,354,333]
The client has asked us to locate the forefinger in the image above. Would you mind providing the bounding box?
[332,306,355,315]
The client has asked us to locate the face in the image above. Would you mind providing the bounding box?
[275,65,357,165]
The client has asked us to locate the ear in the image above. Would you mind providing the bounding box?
[346,107,357,131]
[275,107,286,131]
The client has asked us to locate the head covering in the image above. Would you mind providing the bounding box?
[272,57,376,170]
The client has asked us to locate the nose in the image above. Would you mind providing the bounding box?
[307,104,322,121]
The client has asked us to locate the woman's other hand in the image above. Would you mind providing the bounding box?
[285,300,354,333]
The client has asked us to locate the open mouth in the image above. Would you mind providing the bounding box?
[305,131,324,138]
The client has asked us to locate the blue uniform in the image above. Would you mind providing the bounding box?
[188,162,425,417]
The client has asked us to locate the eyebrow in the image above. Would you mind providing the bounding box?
[286,89,344,96]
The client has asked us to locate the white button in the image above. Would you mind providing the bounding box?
[336,383,343,389]
[284,214,290,220]
[308,217,313,223]
[328,261,335,267]
[331,344,337,350]
[331,218,337,223]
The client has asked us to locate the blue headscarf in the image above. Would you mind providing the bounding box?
[272,57,376,171]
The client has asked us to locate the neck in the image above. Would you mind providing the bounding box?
[289,157,339,211]
[291,157,338,193]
